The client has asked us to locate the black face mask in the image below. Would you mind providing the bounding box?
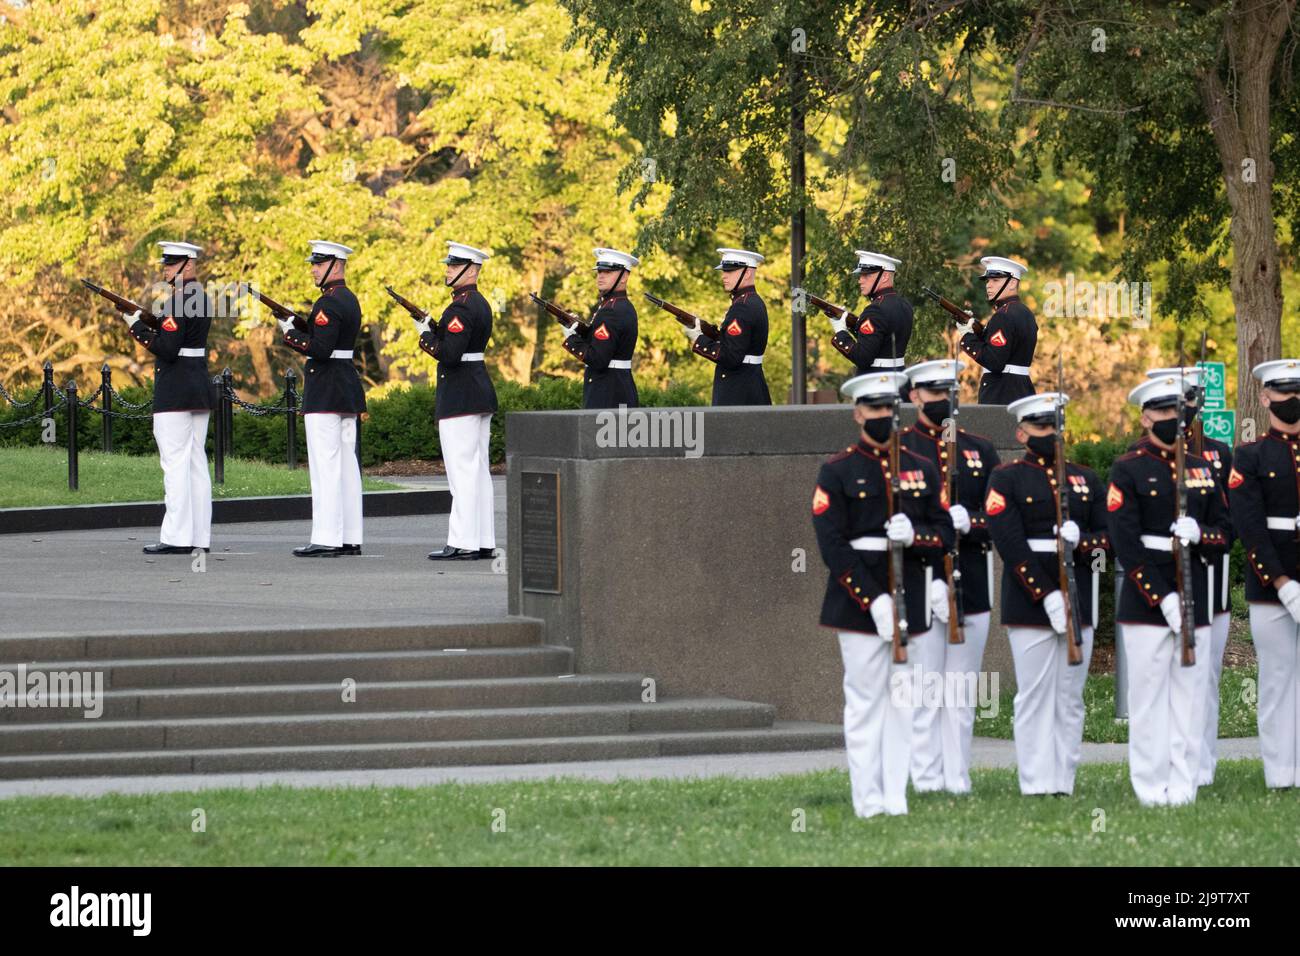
[863,417,893,444]
[1152,418,1180,445]
[1025,434,1056,458]
[1271,396,1300,425]
[921,399,951,426]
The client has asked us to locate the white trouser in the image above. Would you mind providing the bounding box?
[838,631,914,817]
[1125,622,1208,806]
[1198,611,1232,785]
[439,413,495,550]
[304,413,362,548]
[931,611,992,794]
[152,411,212,549]
[1250,602,1300,788]
[906,621,948,792]
[1008,625,1094,795]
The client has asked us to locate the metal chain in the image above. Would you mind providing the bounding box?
[0,381,41,408]
[0,400,65,429]
[107,385,152,409]
[228,390,291,416]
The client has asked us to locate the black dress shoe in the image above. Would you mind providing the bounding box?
[427,545,478,561]
[478,548,497,559]
[341,544,361,555]
[293,544,342,557]
[142,543,192,555]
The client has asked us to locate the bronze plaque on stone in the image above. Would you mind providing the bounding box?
[521,471,561,593]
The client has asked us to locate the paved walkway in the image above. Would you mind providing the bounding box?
[0,736,1262,799]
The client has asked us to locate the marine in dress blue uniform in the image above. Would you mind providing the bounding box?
[125,241,213,555]
[828,251,913,374]
[957,256,1037,405]
[682,248,771,406]
[560,248,639,410]
[279,241,367,557]
[420,242,498,561]
[812,371,954,816]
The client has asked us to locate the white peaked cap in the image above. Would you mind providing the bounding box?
[1146,367,1203,389]
[305,240,353,262]
[841,371,909,406]
[443,242,492,265]
[1128,376,1183,409]
[1252,359,1300,388]
[978,256,1028,279]
[714,248,765,270]
[158,241,202,259]
[905,359,966,387]
[1007,391,1069,423]
[852,250,901,274]
[593,248,639,269]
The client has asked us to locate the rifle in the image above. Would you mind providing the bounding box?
[385,286,430,324]
[1053,354,1084,666]
[248,287,308,332]
[944,343,966,645]
[1193,331,1207,456]
[1174,340,1197,667]
[529,293,590,333]
[643,292,720,340]
[805,292,859,327]
[888,332,909,664]
[922,286,985,337]
[80,278,160,331]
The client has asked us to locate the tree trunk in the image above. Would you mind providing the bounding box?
[1198,0,1294,439]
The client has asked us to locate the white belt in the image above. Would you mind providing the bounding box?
[1002,364,1031,375]
[608,359,632,370]
[178,348,205,358]
[1027,538,1058,553]
[743,354,765,365]
[850,536,888,552]
[870,356,905,369]
[1266,516,1299,531]
[460,352,485,362]
[1141,534,1174,552]
[329,350,354,360]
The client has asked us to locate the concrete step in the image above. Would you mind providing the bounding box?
[13,645,574,689]
[0,674,650,723]
[0,698,777,754]
[0,722,845,778]
[0,619,543,664]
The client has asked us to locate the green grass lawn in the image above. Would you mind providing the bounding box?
[0,760,1294,865]
[0,445,398,508]
[976,667,1258,744]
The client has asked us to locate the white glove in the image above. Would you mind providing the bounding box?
[869,593,895,638]
[278,315,297,334]
[560,320,578,337]
[1057,520,1080,547]
[954,313,975,336]
[1043,590,1067,634]
[683,318,702,344]
[948,504,971,535]
[886,512,915,547]
[121,309,142,329]
[1171,516,1201,545]
[1278,580,1300,625]
[1294,515,1300,530]
[929,578,950,624]
[414,313,433,335]
[1160,592,1183,636]
[829,310,848,335]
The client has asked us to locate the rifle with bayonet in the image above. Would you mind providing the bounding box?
[944,343,965,645]
[922,286,985,337]
[888,332,909,664]
[643,292,720,340]
[247,287,308,332]
[80,278,160,331]
[385,286,431,324]
[529,293,590,333]
[1052,354,1084,666]
[805,292,859,327]
[1174,342,1197,667]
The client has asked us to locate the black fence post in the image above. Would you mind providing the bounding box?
[213,374,225,486]
[285,369,298,469]
[65,379,78,491]
[221,367,234,455]
[100,363,113,453]
[42,361,54,419]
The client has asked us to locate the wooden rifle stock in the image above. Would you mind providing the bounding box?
[529,293,589,332]
[385,286,430,323]
[888,341,909,664]
[643,292,720,340]
[945,369,965,645]
[248,287,308,332]
[805,292,859,326]
[1053,358,1084,666]
[80,278,160,331]
[922,286,984,337]
[1174,357,1197,667]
